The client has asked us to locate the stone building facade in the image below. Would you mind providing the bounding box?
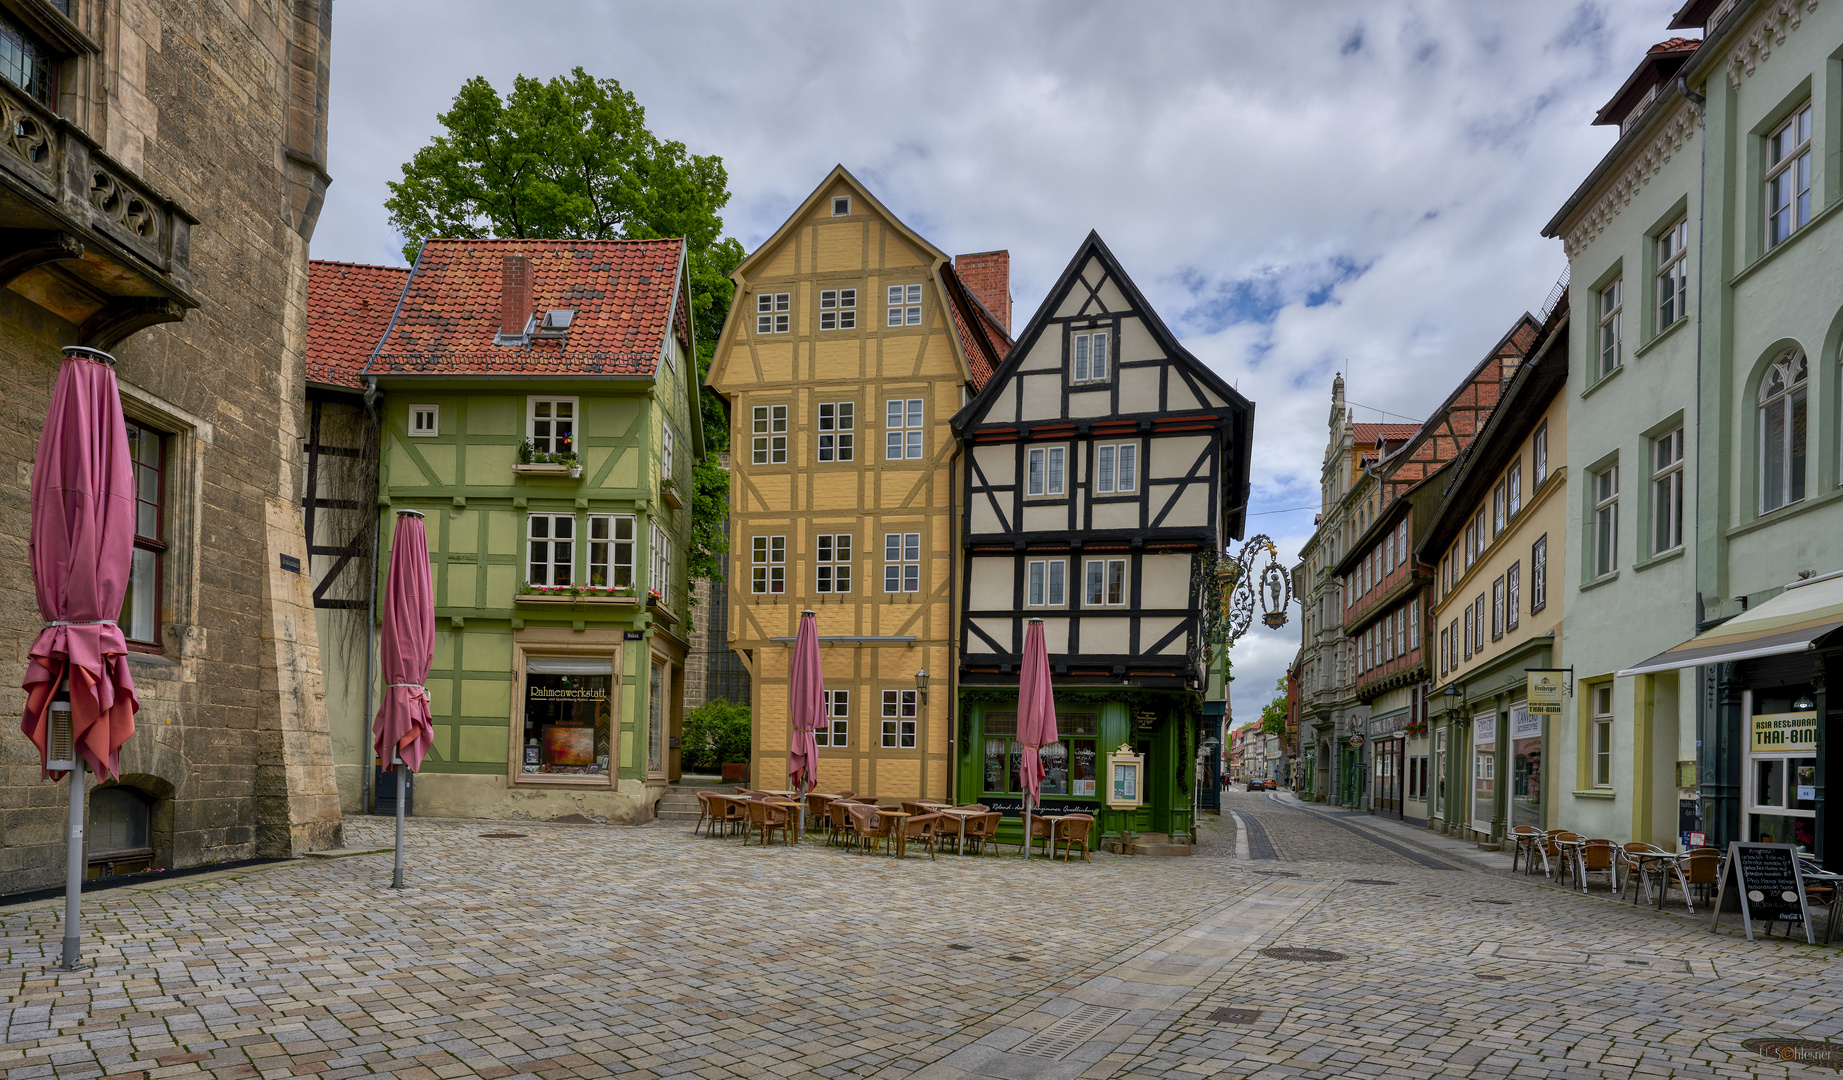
[1,0,343,890]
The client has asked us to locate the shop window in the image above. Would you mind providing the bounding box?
[818,690,849,747]
[647,661,665,774]
[981,713,1098,796]
[520,656,614,778]
[881,689,917,748]
[121,420,166,647]
[1748,697,1817,848]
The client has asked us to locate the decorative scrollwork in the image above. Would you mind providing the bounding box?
[1199,534,1293,666]
[89,169,159,241]
[2,97,53,171]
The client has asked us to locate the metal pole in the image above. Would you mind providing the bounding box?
[60,753,85,970]
[391,754,406,889]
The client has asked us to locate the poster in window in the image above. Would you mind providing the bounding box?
[543,725,595,766]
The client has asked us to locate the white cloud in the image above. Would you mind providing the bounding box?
[314,0,1683,706]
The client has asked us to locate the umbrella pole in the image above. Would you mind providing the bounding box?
[391,755,406,889]
[59,751,86,971]
[1023,791,1031,860]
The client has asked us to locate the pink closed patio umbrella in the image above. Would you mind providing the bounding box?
[20,346,141,970]
[374,510,435,888]
[1017,617,1058,859]
[788,610,825,832]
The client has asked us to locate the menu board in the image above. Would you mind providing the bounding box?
[1708,841,1813,943]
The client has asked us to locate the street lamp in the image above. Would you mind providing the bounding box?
[915,668,929,706]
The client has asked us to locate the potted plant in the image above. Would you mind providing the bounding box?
[514,436,582,477]
[659,475,682,508]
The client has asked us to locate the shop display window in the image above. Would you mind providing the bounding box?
[981,712,1099,797]
[521,656,614,777]
[1746,691,1817,849]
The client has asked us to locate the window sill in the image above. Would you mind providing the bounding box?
[514,462,583,479]
[658,487,683,509]
[1634,315,1690,360]
[1578,571,1620,594]
[1633,546,1685,573]
[1729,194,1843,289]
[513,774,614,788]
[1580,364,1624,400]
[125,650,178,668]
[515,593,638,606]
[1571,789,1617,799]
[1725,485,1843,540]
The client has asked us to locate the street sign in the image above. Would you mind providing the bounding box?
[1526,670,1564,715]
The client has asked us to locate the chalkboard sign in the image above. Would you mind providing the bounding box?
[1708,841,1812,943]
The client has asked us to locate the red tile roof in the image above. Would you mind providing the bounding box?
[367,238,688,377]
[307,261,410,389]
[1649,36,1701,54]
[941,264,1007,390]
[1351,422,1420,445]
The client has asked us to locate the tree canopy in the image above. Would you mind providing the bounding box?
[387,68,743,581]
[387,70,743,378]
[1258,676,1289,737]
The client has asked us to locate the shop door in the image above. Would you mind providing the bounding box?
[1374,738,1402,818]
[1471,711,1497,838]
[1134,738,1156,833]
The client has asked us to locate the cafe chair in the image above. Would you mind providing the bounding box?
[960,812,1002,855]
[746,799,794,847]
[1578,839,1618,893]
[1024,815,1061,857]
[1051,814,1095,862]
[847,803,894,855]
[899,812,945,860]
[1508,825,1547,877]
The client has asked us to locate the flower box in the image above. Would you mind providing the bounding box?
[646,596,677,627]
[515,591,637,606]
[513,462,582,478]
[659,485,683,509]
[721,761,749,782]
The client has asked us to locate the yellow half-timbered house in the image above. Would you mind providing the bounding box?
[707,166,1009,799]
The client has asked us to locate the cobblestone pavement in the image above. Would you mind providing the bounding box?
[4,793,1842,1080]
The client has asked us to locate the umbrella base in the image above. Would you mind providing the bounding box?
[55,935,87,972]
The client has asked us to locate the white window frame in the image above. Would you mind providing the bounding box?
[1766,104,1813,249]
[818,402,855,463]
[831,195,851,217]
[887,284,922,327]
[1505,562,1520,633]
[1592,465,1618,578]
[1656,217,1689,331]
[818,690,849,747]
[1026,445,1066,497]
[1591,685,1614,789]
[587,513,636,589]
[527,513,575,587]
[1071,330,1110,383]
[527,396,578,456]
[1533,423,1549,488]
[1084,558,1126,606]
[751,535,785,595]
[1759,351,1808,514]
[1651,427,1684,555]
[816,533,853,594]
[756,292,791,334]
[1531,534,1548,614]
[819,288,857,331]
[1597,278,1622,379]
[881,689,918,748]
[1506,459,1522,518]
[883,532,921,593]
[649,522,668,598]
[661,422,674,485]
[1093,442,1137,494]
[1027,558,1067,608]
[886,398,924,460]
[409,405,439,437]
[1491,575,1505,641]
[752,404,788,465]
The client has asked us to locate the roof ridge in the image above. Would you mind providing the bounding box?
[309,259,412,273]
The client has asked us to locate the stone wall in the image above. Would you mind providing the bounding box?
[0,0,342,891]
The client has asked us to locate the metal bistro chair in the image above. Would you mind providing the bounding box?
[1577,839,1619,894]
[1618,842,1659,901]
[1547,830,1584,889]
[1508,825,1548,877]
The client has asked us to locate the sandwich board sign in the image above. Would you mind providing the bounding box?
[1708,841,1812,943]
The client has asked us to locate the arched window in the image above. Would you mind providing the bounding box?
[1759,350,1808,513]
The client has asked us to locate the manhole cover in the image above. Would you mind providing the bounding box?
[1209,1007,1261,1023]
[1252,870,1300,877]
[1743,1039,1843,1067]
[1260,947,1347,962]
[479,832,527,839]
[1346,879,1398,885]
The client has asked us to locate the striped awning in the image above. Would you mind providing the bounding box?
[1618,570,1843,677]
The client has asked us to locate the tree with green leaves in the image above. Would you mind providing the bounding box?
[387,68,743,582]
[1259,675,1289,737]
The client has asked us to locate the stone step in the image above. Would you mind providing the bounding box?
[1130,842,1193,857]
[656,809,702,821]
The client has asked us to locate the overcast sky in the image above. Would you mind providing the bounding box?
[313,0,1682,723]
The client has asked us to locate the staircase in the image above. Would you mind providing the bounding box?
[1103,832,1193,857]
[654,781,725,823]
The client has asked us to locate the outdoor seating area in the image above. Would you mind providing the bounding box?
[692,788,1093,861]
[1504,824,1843,940]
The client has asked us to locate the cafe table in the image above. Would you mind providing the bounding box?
[1552,836,1587,890]
[1625,848,1689,910]
[1801,870,1843,944]
[875,808,911,857]
[936,807,981,854]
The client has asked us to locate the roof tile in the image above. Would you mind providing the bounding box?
[307,261,410,389]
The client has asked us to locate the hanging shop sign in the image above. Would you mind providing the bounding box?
[1708,841,1813,943]
[1526,671,1564,716]
[1750,711,1817,755]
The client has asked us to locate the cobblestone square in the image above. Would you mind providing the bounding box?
[5,793,1841,1080]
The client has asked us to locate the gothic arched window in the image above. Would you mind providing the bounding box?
[1759,350,1808,513]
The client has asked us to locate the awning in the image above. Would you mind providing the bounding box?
[1618,570,1843,677]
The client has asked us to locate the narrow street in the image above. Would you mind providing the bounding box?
[4,799,1839,1080]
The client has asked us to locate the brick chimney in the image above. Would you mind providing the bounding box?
[954,250,1010,335]
[501,254,533,336]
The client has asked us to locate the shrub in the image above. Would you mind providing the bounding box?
[681,699,751,771]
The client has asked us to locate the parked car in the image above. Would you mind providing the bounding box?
[1247,779,1275,791]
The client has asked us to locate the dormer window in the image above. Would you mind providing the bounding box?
[832,195,851,216]
[532,309,574,339]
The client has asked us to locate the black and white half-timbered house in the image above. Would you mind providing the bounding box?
[950,233,1254,846]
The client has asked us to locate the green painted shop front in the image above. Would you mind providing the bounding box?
[955,691,1198,846]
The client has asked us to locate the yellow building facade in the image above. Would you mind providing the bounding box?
[707,167,1006,798]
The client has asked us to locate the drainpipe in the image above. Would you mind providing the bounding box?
[948,434,962,806]
[362,376,381,815]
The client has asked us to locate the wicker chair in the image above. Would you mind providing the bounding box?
[1051,814,1095,862]
[898,812,946,860]
[824,799,857,847]
[846,803,894,855]
[746,799,794,846]
[957,811,1002,855]
[1024,814,1060,857]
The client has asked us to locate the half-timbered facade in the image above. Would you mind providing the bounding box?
[706,167,1009,801]
[952,233,1254,846]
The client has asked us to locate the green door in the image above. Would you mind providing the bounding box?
[1135,737,1156,832]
